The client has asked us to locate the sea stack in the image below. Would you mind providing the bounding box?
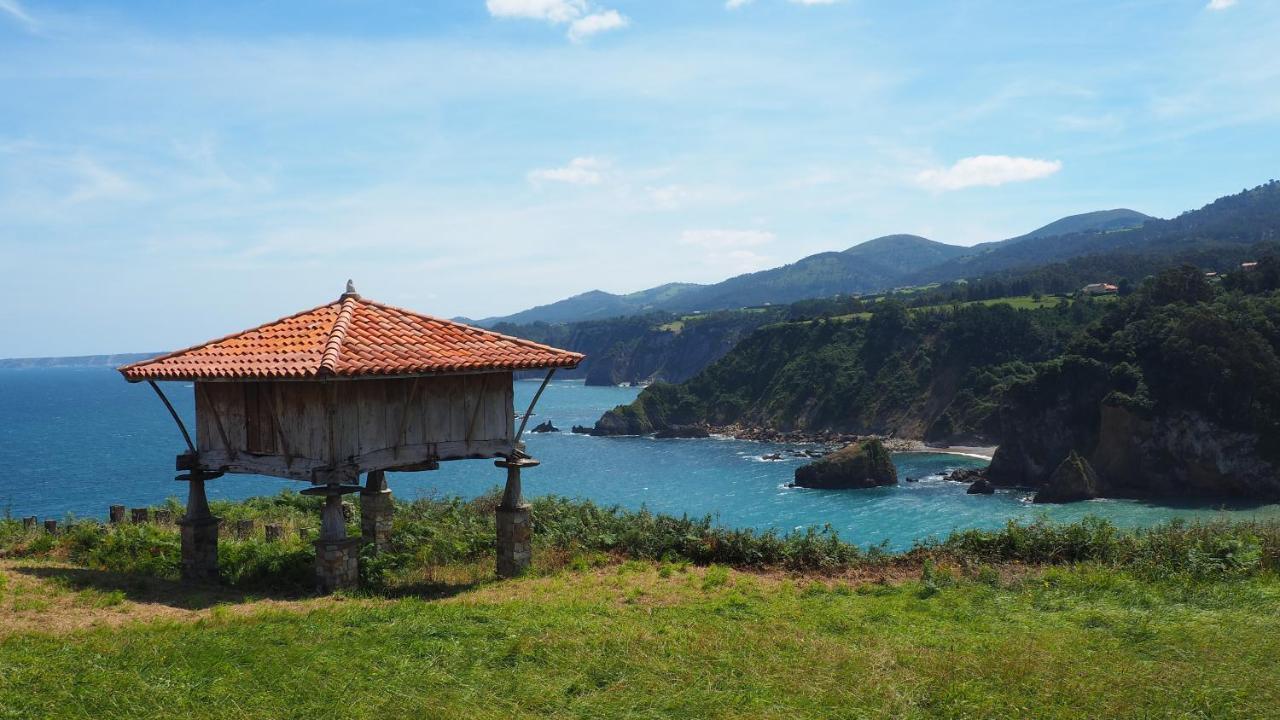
[1033,451,1101,503]
[792,439,897,490]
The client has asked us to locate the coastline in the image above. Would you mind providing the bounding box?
[710,424,997,460]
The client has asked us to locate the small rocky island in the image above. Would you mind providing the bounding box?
[791,439,897,490]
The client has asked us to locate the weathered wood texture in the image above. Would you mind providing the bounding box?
[193,373,515,481]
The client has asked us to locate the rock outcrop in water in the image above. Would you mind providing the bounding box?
[1033,451,1099,503]
[530,420,559,433]
[792,440,897,490]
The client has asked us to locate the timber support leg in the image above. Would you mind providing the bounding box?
[360,470,394,553]
[494,457,538,579]
[177,473,220,582]
[303,480,362,593]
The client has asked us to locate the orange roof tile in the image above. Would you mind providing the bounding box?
[119,287,583,382]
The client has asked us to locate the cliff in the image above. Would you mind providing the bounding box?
[591,300,1095,442]
[987,265,1280,500]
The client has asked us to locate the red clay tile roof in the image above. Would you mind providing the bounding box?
[119,291,583,381]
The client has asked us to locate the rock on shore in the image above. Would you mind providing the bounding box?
[792,440,897,490]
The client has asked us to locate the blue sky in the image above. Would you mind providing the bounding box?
[1,0,1277,356]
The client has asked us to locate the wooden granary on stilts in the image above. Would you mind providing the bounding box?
[118,281,582,591]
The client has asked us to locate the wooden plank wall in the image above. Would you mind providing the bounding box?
[194,373,515,469]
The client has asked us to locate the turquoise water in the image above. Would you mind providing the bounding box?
[2,369,1279,549]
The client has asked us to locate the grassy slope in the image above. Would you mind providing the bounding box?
[2,562,1279,719]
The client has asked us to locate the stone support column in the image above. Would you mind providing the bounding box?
[495,457,538,579]
[360,470,394,553]
[177,473,220,582]
[303,481,362,592]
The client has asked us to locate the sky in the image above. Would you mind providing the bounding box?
[1,0,1278,357]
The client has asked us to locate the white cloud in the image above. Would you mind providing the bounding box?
[486,0,586,23]
[725,0,755,9]
[527,156,607,185]
[1206,0,1238,10]
[789,0,841,5]
[680,229,776,275]
[0,0,37,31]
[487,0,628,41]
[914,155,1062,191]
[568,10,628,41]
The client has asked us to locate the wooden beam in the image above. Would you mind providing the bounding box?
[515,368,556,443]
[147,380,196,454]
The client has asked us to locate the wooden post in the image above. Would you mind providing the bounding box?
[109,505,126,524]
[360,470,393,553]
[494,456,538,579]
[265,523,284,542]
[154,509,173,525]
[22,516,36,531]
[131,508,150,524]
[44,519,58,534]
[178,472,220,583]
[235,519,256,540]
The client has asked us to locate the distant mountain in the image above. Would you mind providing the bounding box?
[478,283,704,326]
[658,235,970,313]
[905,185,1280,285]
[478,209,1161,327]
[0,352,165,369]
[479,235,964,326]
[1001,209,1152,244]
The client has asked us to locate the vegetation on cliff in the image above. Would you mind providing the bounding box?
[988,261,1280,499]
[594,298,1104,442]
[595,257,1280,500]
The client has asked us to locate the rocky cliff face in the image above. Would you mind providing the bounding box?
[989,400,1280,501]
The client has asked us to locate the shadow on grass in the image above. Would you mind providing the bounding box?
[10,565,484,609]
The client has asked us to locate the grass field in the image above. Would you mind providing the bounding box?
[2,560,1278,719]
[3,497,1279,718]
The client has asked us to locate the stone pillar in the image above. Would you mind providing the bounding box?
[235,519,256,539]
[131,508,150,524]
[302,481,362,592]
[44,519,58,534]
[22,516,36,531]
[178,473,220,583]
[154,509,173,525]
[109,505,126,524]
[360,470,394,553]
[265,523,284,542]
[495,457,538,579]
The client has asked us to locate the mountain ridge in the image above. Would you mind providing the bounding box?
[477,209,1155,327]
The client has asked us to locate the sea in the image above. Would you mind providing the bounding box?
[3,368,1279,550]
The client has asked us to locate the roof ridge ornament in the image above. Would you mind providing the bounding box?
[341,279,360,300]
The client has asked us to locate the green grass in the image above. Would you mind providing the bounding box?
[1,564,1278,718]
[2,496,1280,716]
